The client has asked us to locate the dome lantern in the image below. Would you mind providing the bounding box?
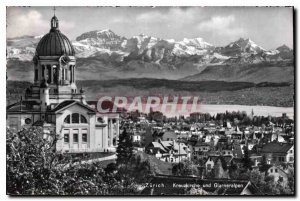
[50,6,59,30]
[51,15,59,30]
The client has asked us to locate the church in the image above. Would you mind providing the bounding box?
[7,14,120,153]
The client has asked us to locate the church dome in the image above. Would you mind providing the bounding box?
[35,15,75,56]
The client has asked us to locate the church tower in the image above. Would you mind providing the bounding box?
[8,9,120,153]
[25,12,86,106]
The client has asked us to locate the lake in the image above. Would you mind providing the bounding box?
[152,104,294,119]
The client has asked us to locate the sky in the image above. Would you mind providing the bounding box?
[6,6,293,50]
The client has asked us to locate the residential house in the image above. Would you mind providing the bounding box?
[260,142,294,165]
[146,140,190,163]
[192,141,211,160]
[162,130,177,141]
[205,155,233,173]
[267,165,289,187]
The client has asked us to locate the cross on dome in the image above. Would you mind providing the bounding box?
[51,7,59,30]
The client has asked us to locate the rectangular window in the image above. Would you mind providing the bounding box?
[275,169,278,173]
[82,128,88,143]
[73,129,79,143]
[289,157,294,161]
[82,134,87,143]
[53,67,58,84]
[46,115,52,123]
[65,69,68,80]
[73,134,78,143]
[34,69,38,81]
[47,65,51,83]
[62,68,65,80]
[64,134,69,143]
[9,117,18,130]
[63,129,70,143]
[42,65,45,78]
[270,169,273,173]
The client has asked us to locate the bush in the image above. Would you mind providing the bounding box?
[7,127,153,195]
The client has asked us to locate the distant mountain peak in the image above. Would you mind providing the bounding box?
[96,29,116,35]
[180,37,213,49]
[76,29,122,41]
[277,44,291,51]
[227,37,265,53]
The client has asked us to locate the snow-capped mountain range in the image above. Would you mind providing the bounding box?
[7,29,293,64]
[6,29,294,82]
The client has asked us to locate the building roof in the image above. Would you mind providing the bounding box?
[7,100,40,113]
[36,16,75,56]
[261,142,293,153]
[149,142,168,153]
[148,140,188,155]
[194,141,210,147]
[51,100,95,113]
[232,143,243,158]
[162,131,176,140]
[206,155,233,166]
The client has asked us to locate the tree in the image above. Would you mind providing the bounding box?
[259,155,271,172]
[287,169,295,193]
[214,158,229,179]
[116,129,134,165]
[7,127,63,195]
[228,161,239,179]
[7,127,141,195]
[249,169,266,187]
[242,145,252,170]
[172,159,199,176]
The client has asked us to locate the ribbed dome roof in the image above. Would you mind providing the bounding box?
[35,15,75,56]
[36,30,75,56]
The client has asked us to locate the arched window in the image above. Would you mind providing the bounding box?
[81,115,87,123]
[72,113,79,123]
[97,117,104,123]
[64,113,88,124]
[64,115,70,123]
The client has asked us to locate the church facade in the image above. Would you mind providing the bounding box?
[7,15,120,153]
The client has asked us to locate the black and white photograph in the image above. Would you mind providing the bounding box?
[5,5,295,196]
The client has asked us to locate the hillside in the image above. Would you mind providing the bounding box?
[136,151,172,175]
[76,79,293,107]
[182,63,294,83]
[6,57,203,81]
[7,79,294,107]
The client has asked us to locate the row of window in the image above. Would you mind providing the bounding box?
[275,156,285,162]
[35,65,75,83]
[64,113,88,124]
[270,168,278,173]
[64,133,87,143]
